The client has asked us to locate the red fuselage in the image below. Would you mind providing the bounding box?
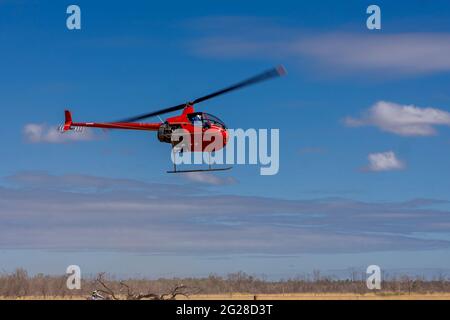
[63,105,228,152]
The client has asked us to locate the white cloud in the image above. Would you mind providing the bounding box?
[23,123,99,143]
[182,172,237,185]
[295,33,450,74]
[188,17,450,75]
[345,101,450,136]
[366,151,405,172]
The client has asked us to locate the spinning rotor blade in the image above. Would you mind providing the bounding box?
[117,65,286,123]
[192,65,286,104]
[117,103,187,123]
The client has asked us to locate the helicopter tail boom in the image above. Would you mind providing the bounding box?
[60,110,161,132]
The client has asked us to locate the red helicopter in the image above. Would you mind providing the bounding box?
[61,65,286,173]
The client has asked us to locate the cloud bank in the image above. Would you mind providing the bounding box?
[1,172,449,254]
[181,172,237,185]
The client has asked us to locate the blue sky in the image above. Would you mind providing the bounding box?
[1,0,450,279]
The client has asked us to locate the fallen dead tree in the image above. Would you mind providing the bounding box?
[90,273,195,300]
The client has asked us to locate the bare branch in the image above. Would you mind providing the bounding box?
[95,273,118,300]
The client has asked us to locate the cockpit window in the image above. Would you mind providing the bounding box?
[187,113,204,127]
[204,113,226,129]
[188,113,227,129]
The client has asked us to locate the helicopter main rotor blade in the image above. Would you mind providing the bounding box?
[116,65,286,123]
[192,65,286,104]
[116,103,187,123]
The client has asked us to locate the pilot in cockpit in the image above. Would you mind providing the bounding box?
[191,114,203,127]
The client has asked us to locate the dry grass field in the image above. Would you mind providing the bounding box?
[184,293,450,300]
[2,292,450,300]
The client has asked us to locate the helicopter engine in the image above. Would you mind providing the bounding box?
[157,122,174,144]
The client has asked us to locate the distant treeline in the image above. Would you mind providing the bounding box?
[0,269,449,298]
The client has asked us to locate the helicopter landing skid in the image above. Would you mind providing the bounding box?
[167,166,232,174]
